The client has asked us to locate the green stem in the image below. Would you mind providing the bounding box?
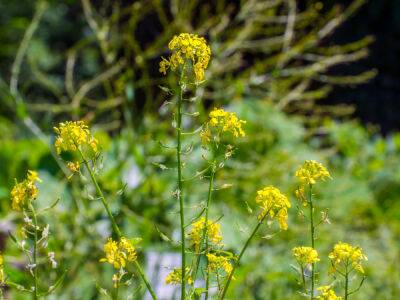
[78,150,158,300]
[192,164,216,285]
[29,203,39,300]
[114,281,119,300]
[81,156,122,238]
[204,168,215,300]
[301,266,306,292]
[344,262,349,300]
[308,184,315,300]
[219,211,269,300]
[177,77,186,299]
[134,261,158,300]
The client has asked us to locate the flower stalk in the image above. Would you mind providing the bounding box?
[219,209,269,300]
[308,184,315,299]
[344,268,349,300]
[204,166,216,300]
[78,150,157,300]
[29,203,39,300]
[177,72,186,299]
[79,150,122,238]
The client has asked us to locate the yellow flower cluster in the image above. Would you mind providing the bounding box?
[255,186,291,230]
[189,217,222,250]
[200,108,246,146]
[316,286,342,300]
[100,237,137,269]
[165,268,193,285]
[11,170,42,211]
[54,121,98,155]
[292,246,320,265]
[0,253,4,284]
[206,253,233,275]
[67,161,80,173]
[328,242,368,274]
[159,33,211,82]
[295,160,331,186]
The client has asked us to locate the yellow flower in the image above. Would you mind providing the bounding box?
[11,170,41,211]
[165,268,193,285]
[292,246,320,265]
[54,121,98,155]
[328,242,368,274]
[255,186,291,230]
[294,186,309,206]
[188,217,222,250]
[27,170,41,182]
[100,237,137,269]
[316,286,342,300]
[295,160,331,186]
[67,161,80,173]
[159,33,211,81]
[0,253,4,284]
[200,126,212,145]
[159,57,170,75]
[200,108,246,146]
[206,253,233,275]
[210,108,246,138]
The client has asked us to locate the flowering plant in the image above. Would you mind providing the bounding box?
[0,32,368,300]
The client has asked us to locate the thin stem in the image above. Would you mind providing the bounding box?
[78,150,158,300]
[219,211,269,300]
[114,281,119,300]
[80,154,122,238]
[177,76,186,299]
[301,266,306,292]
[344,262,349,300]
[29,203,39,300]
[192,164,216,285]
[204,168,215,300]
[205,266,210,300]
[134,261,158,300]
[308,184,315,300]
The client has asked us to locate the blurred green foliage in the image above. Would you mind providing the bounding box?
[1,0,399,299]
[2,100,400,299]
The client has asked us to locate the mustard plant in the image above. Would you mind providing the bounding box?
[159,33,294,300]
[2,29,371,300]
[220,186,291,299]
[5,170,65,299]
[53,121,157,300]
[328,242,367,299]
[293,161,367,299]
[294,160,331,299]
[159,32,211,299]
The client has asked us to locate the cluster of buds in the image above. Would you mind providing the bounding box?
[11,170,41,211]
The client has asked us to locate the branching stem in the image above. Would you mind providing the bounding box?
[78,149,157,300]
[219,209,270,299]
[29,203,39,300]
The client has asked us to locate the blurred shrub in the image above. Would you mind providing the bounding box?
[0,0,374,131]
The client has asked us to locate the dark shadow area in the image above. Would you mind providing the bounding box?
[326,0,400,134]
